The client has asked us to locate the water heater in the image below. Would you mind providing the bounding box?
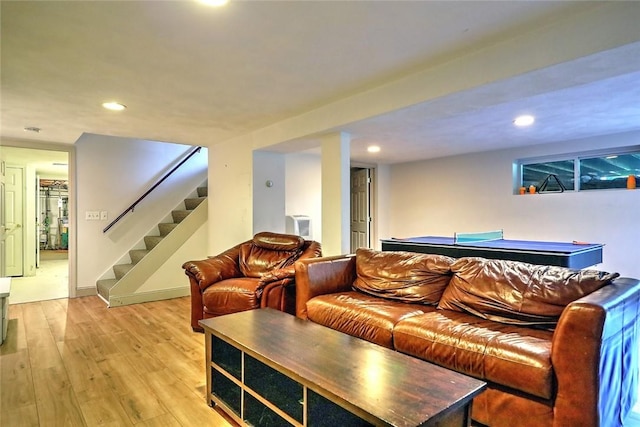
[286,215,312,240]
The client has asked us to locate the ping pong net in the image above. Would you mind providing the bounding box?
[454,230,504,244]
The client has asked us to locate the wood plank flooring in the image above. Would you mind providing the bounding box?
[4,296,639,426]
[0,296,233,426]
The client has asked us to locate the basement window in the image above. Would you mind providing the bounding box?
[517,148,640,193]
[521,159,575,192]
[579,152,640,190]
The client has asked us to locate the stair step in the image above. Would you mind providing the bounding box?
[113,263,134,280]
[129,249,150,264]
[97,278,118,300]
[184,196,206,210]
[171,210,191,223]
[197,186,208,197]
[144,235,164,250]
[158,223,178,236]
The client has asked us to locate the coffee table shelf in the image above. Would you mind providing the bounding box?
[200,309,485,427]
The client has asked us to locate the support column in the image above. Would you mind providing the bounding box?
[321,132,350,256]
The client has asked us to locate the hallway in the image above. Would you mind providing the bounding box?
[8,250,68,304]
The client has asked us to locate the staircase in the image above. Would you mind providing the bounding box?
[97,185,207,306]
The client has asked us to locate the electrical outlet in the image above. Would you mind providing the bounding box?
[85,211,100,220]
[100,211,108,220]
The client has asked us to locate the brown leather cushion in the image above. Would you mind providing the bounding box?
[253,231,304,251]
[239,233,305,278]
[393,311,555,399]
[471,384,554,427]
[202,277,261,316]
[306,291,432,348]
[438,257,619,327]
[352,248,454,304]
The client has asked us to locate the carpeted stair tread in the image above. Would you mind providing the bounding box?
[144,235,164,250]
[171,210,191,223]
[197,186,208,197]
[97,278,118,299]
[184,197,206,210]
[158,223,178,236]
[113,263,134,279]
[129,249,150,264]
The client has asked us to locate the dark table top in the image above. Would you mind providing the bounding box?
[200,308,486,427]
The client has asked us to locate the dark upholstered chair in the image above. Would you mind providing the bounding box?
[183,231,322,332]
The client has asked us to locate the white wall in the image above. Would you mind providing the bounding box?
[387,130,640,278]
[371,164,391,250]
[285,152,322,242]
[208,140,253,255]
[75,134,208,290]
[253,151,286,234]
[136,221,208,293]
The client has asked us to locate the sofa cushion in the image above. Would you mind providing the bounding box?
[352,248,454,304]
[306,291,432,348]
[437,257,619,328]
[393,310,555,399]
[202,277,261,316]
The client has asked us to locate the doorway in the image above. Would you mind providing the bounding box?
[350,167,372,252]
[0,146,70,303]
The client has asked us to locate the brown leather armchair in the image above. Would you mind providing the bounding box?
[183,231,322,332]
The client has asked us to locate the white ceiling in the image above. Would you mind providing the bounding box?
[2,1,640,166]
[0,146,69,178]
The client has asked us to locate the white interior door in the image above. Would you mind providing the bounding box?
[4,166,24,277]
[36,174,41,268]
[350,168,371,252]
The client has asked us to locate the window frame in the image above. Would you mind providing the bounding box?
[516,146,640,193]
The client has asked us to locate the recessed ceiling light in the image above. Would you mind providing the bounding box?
[198,0,229,6]
[367,145,381,153]
[513,115,535,127]
[102,101,127,111]
[24,126,41,133]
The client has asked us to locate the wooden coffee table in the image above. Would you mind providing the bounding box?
[199,308,485,427]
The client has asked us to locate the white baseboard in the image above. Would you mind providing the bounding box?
[76,287,98,297]
[108,286,190,307]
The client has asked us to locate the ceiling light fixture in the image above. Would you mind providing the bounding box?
[367,145,381,153]
[513,115,535,127]
[102,101,127,111]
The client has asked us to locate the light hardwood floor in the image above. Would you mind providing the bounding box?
[4,296,639,426]
[0,296,233,426]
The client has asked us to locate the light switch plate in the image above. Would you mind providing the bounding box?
[85,211,100,220]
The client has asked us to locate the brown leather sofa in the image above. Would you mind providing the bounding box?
[183,232,321,332]
[294,248,640,427]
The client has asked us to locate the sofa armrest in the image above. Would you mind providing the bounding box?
[260,268,295,285]
[182,244,243,292]
[551,277,640,427]
[294,254,356,319]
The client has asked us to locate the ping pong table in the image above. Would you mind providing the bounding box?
[381,235,604,269]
